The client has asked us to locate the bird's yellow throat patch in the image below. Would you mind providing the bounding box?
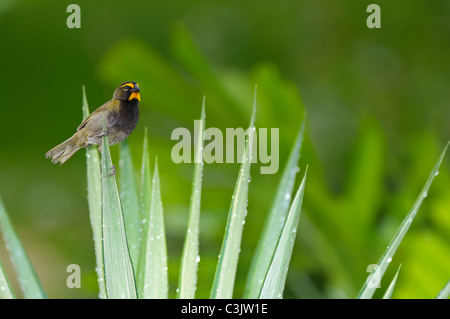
[129,92,141,101]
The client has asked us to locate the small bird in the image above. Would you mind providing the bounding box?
[46,81,141,165]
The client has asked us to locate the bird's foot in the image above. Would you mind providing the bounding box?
[106,164,116,177]
[100,164,116,177]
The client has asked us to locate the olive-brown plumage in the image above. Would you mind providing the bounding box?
[46,81,141,164]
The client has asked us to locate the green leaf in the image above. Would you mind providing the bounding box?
[382,264,402,299]
[0,196,46,298]
[0,254,15,299]
[436,280,450,299]
[178,98,206,299]
[119,139,141,274]
[100,120,137,299]
[82,86,106,298]
[244,116,305,298]
[357,142,449,299]
[210,95,256,299]
[137,128,151,297]
[259,168,307,299]
[142,159,168,299]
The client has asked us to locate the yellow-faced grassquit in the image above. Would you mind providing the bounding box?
[46,81,141,164]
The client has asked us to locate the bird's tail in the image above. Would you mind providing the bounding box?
[46,135,83,165]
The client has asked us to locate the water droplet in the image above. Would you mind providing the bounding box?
[387,257,392,263]
[196,255,201,263]
[284,193,291,200]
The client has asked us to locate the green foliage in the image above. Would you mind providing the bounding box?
[259,168,307,299]
[83,87,106,298]
[244,117,306,298]
[358,142,449,299]
[382,264,402,299]
[177,100,205,299]
[92,92,307,299]
[0,92,448,299]
[0,3,449,298]
[100,120,137,299]
[141,160,168,298]
[210,99,256,299]
[0,259,14,299]
[137,129,151,297]
[436,280,450,299]
[119,140,141,271]
[0,197,45,299]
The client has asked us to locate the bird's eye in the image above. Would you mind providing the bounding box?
[123,86,129,91]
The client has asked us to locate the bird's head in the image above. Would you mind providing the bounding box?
[114,81,141,102]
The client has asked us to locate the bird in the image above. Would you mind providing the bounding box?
[46,81,141,165]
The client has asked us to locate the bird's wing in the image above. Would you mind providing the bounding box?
[77,100,113,131]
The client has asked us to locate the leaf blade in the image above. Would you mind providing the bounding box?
[210,97,256,299]
[137,128,151,297]
[382,264,402,299]
[119,139,141,274]
[244,116,305,298]
[0,197,46,298]
[0,259,15,299]
[178,99,205,299]
[259,168,307,299]
[357,142,449,299]
[142,160,168,299]
[101,120,137,299]
[82,86,107,298]
[436,280,450,299]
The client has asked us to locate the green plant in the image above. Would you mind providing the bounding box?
[0,87,448,299]
[82,87,308,299]
[358,142,449,299]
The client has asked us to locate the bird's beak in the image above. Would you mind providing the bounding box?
[129,86,141,101]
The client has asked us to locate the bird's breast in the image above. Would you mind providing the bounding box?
[106,103,139,145]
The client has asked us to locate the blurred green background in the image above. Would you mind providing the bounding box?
[0,0,449,298]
